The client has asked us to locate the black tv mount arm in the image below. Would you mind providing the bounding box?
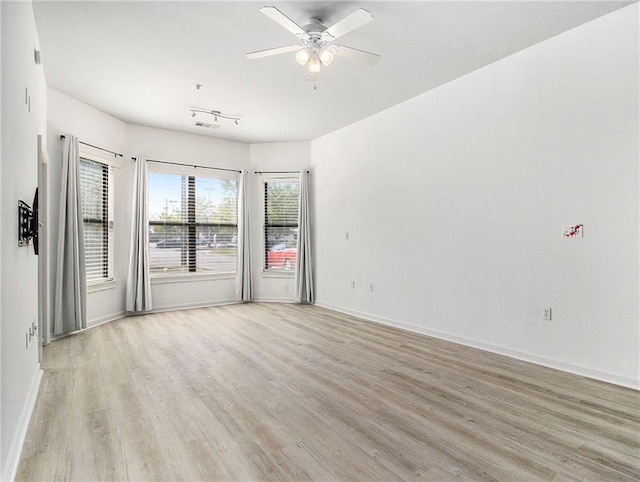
[18,188,39,255]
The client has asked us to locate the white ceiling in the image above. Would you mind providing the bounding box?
[33,1,632,144]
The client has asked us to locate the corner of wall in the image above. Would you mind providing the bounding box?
[1,0,47,477]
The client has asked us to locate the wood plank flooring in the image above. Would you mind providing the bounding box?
[16,303,640,481]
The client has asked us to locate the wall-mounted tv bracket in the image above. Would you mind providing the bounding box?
[18,200,34,247]
[18,188,39,254]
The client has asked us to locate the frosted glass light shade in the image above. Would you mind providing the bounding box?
[318,48,334,66]
[295,48,312,65]
[307,54,321,73]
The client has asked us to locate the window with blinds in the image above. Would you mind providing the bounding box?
[264,179,299,271]
[148,170,238,275]
[80,157,114,283]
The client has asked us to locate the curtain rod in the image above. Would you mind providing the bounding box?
[59,135,123,158]
[254,170,309,174]
[132,157,242,174]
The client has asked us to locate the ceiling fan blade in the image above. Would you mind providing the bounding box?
[332,45,380,65]
[260,6,305,37]
[246,45,300,60]
[324,9,373,41]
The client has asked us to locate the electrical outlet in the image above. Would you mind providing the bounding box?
[543,308,552,321]
[284,284,289,292]
[369,283,374,292]
[345,232,350,241]
[350,280,355,289]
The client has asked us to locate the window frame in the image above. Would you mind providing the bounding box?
[79,151,115,286]
[147,164,239,278]
[263,176,300,275]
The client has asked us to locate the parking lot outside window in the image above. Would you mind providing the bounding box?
[264,179,299,272]
[148,169,239,275]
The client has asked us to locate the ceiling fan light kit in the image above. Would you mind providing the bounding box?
[246,6,380,85]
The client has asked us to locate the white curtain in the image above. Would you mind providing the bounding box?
[126,156,152,312]
[294,170,314,303]
[236,170,252,301]
[54,134,87,335]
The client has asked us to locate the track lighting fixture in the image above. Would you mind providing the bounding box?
[189,108,240,127]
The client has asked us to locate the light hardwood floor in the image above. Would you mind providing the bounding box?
[17,303,640,481]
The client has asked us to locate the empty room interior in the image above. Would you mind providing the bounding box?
[1,0,639,480]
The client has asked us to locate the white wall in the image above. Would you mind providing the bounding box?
[47,88,129,328]
[311,4,639,388]
[249,142,311,301]
[127,125,250,311]
[0,1,3,470]
[0,1,47,478]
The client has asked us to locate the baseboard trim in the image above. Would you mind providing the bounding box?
[316,302,639,390]
[87,311,126,329]
[147,299,238,314]
[1,367,43,482]
[252,298,295,303]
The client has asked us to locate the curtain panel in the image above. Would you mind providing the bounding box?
[126,156,153,312]
[236,170,253,301]
[53,134,87,335]
[294,170,314,303]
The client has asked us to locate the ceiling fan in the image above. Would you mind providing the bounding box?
[246,6,380,82]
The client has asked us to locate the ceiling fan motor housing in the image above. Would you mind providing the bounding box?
[300,18,331,48]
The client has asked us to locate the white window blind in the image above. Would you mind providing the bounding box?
[148,169,238,275]
[80,157,114,283]
[264,179,299,271]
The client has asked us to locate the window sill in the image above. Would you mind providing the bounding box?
[262,270,295,279]
[87,279,116,293]
[151,272,236,284]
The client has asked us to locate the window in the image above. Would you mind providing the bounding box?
[148,169,238,275]
[80,156,114,283]
[264,179,299,271]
